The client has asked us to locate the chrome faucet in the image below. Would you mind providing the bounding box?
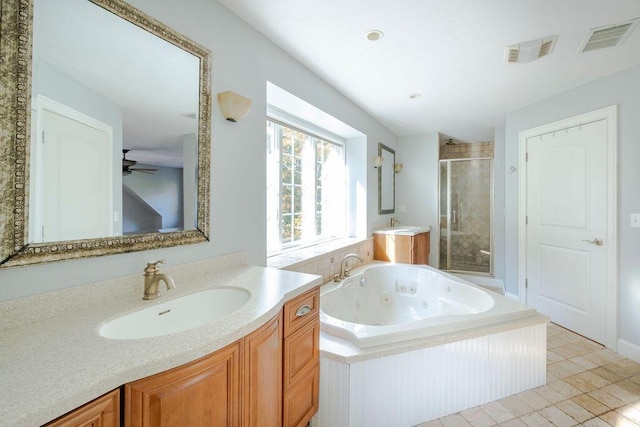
[143,260,176,300]
[390,217,401,227]
[339,253,365,280]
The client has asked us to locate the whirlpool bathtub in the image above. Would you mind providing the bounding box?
[320,263,536,348]
[316,263,549,426]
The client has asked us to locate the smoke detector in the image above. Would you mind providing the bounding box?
[505,36,558,63]
[579,18,639,53]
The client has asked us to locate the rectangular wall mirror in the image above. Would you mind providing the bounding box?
[0,0,212,267]
[378,143,395,214]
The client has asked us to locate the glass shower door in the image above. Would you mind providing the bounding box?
[439,158,492,274]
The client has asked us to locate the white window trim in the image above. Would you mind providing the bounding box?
[266,109,347,256]
[267,105,346,146]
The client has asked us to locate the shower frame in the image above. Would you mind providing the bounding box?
[439,157,494,276]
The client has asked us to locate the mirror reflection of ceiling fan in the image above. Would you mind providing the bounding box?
[122,149,158,176]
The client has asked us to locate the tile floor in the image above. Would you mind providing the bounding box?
[418,323,640,426]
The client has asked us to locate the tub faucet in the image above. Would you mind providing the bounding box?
[340,253,365,279]
[143,260,176,300]
[390,217,400,227]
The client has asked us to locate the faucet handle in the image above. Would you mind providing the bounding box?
[344,265,351,277]
[148,259,166,267]
[145,259,166,273]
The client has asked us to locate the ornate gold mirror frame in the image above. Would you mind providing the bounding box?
[0,0,211,268]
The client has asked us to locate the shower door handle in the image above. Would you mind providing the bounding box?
[452,210,457,224]
[582,238,603,246]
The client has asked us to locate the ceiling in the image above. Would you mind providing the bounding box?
[217,0,640,143]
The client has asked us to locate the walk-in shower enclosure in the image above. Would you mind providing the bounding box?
[439,143,493,275]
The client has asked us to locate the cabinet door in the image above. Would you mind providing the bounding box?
[44,389,119,427]
[243,313,283,427]
[374,234,413,263]
[283,318,319,392]
[392,235,413,263]
[282,365,319,427]
[373,234,391,262]
[125,341,241,427]
[412,232,430,265]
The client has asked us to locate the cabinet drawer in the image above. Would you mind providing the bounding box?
[283,288,319,336]
[283,317,319,392]
[282,364,319,427]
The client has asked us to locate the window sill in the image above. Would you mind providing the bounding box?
[266,237,370,270]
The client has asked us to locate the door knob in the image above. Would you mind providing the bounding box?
[582,238,603,246]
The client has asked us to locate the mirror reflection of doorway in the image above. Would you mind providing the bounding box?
[30,98,114,243]
[439,157,493,274]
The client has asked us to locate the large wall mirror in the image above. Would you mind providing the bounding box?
[378,143,395,214]
[0,0,212,267]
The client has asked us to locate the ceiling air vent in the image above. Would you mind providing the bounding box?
[580,18,639,53]
[505,36,558,64]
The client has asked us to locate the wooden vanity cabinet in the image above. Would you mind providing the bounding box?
[125,341,242,427]
[44,389,120,427]
[282,288,320,427]
[242,313,283,427]
[374,231,430,265]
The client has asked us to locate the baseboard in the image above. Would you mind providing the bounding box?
[505,291,520,302]
[617,339,640,363]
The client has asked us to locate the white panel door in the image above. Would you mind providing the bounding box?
[42,109,113,241]
[526,119,608,344]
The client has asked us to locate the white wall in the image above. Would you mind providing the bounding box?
[0,0,396,302]
[124,165,184,229]
[502,62,640,348]
[346,136,368,238]
[493,124,506,283]
[396,133,440,266]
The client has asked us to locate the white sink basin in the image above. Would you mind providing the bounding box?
[100,288,250,340]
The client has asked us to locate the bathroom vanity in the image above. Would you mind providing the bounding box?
[49,288,319,427]
[0,256,321,427]
[373,226,430,265]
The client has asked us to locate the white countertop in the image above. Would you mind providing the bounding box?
[0,262,322,427]
[373,225,431,236]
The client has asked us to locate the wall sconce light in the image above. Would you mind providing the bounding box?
[394,163,404,173]
[373,156,384,168]
[217,91,252,122]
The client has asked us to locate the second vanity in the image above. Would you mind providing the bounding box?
[0,254,322,427]
[373,225,431,265]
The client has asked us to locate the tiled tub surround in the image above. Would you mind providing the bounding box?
[0,252,322,426]
[268,237,374,282]
[315,265,548,427]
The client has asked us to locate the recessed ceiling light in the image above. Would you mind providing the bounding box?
[366,30,384,41]
[409,93,422,99]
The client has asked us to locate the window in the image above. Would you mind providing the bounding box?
[267,118,345,254]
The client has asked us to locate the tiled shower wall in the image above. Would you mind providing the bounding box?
[439,141,494,159]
